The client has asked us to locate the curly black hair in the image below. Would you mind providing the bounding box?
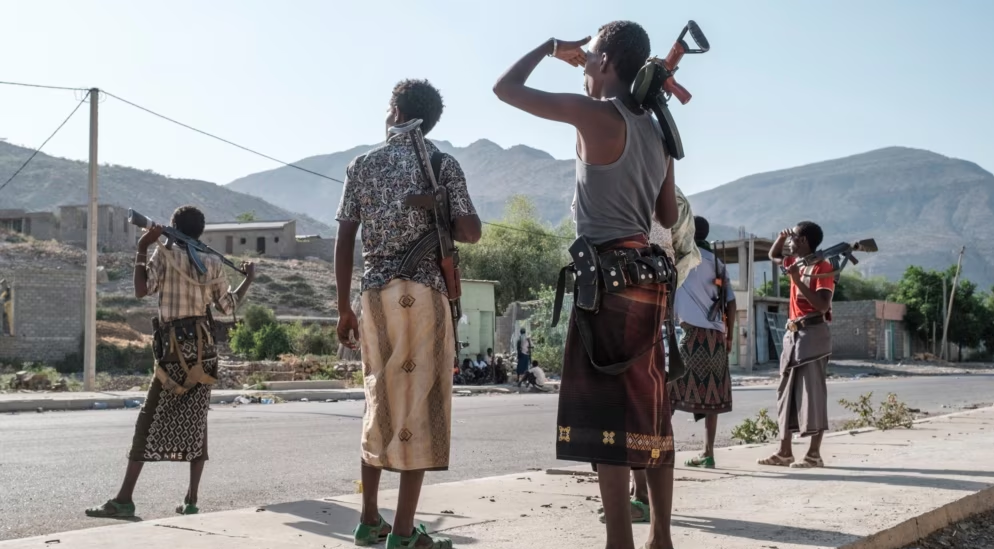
[171,205,206,239]
[390,79,445,135]
[796,221,824,250]
[694,216,710,241]
[595,20,651,85]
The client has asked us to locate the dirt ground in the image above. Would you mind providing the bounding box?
[900,508,994,549]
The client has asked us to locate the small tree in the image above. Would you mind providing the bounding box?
[236,211,257,223]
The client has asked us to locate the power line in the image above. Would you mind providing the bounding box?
[102,90,343,184]
[0,80,89,92]
[103,90,568,241]
[0,91,91,195]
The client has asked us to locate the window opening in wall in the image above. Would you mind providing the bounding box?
[274,236,280,243]
[240,237,246,245]
[109,211,114,233]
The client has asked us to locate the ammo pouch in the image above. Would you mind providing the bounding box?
[552,237,686,380]
[151,316,217,396]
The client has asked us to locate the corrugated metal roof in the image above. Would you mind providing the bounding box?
[203,221,292,232]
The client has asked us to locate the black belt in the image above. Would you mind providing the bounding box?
[786,315,825,332]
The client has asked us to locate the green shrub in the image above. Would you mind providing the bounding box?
[531,344,562,375]
[290,281,315,296]
[292,323,337,356]
[252,324,293,360]
[839,392,915,431]
[229,323,256,357]
[731,408,780,444]
[242,304,277,333]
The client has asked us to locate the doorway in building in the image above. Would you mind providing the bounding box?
[225,236,234,254]
[256,237,266,255]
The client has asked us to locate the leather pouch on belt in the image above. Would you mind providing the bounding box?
[600,251,627,294]
[569,237,601,313]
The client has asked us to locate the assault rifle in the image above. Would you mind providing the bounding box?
[631,20,710,160]
[780,238,878,282]
[128,209,246,276]
[388,119,464,354]
[707,240,728,323]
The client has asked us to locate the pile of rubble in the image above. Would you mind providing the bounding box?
[7,371,69,392]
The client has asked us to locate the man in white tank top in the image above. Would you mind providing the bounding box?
[496,20,679,549]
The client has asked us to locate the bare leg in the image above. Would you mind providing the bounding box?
[644,467,675,549]
[359,463,383,526]
[392,470,426,538]
[631,469,649,505]
[186,460,206,505]
[703,414,718,458]
[598,464,636,549]
[113,461,144,504]
[807,431,824,458]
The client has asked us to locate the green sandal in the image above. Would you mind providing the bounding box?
[386,524,452,549]
[354,515,391,546]
[85,500,135,518]
[598,499,650,523]
[176,503,199,515]
[684,455,715,469]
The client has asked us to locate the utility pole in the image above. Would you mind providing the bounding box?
[83,88,99,391]
[940,246,966,361]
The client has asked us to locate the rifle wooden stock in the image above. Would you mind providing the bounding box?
[442,258,462,301]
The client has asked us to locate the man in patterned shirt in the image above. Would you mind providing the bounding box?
[86,205,255,519]
[335,79,481,549]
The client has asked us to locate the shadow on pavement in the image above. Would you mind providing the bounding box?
[262,499,477,544]
[673,514,860,546]
[827,465,994,479]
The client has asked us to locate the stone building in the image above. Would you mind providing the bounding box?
[201,220,297,258]
[0,209,59,242]
[830,300,910,361]
[0,268,85,362]
[56,204,139,251]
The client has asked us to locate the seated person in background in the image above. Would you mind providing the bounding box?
[522,360,551,392]
[493,357,508,384]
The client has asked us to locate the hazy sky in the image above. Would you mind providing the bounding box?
[1,0,991,196]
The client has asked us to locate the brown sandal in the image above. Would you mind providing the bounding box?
[757,454,795,467]
[789,455,824,468]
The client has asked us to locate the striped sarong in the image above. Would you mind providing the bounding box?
[668,323,732,421]
[359,279,455,472]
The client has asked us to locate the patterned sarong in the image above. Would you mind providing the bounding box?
[128,318,216,462]
[668,323,732,421]
[556,239,675,469]
[359,279,455,472]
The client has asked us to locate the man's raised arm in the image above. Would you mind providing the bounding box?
[493,37,597,126]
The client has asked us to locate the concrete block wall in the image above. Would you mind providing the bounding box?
[831,300,877,359]
[0,268,85,363]
[295,237,336,262]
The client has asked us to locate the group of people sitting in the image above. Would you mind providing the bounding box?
[451,347,550,391]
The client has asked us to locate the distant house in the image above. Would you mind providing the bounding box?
[201,220,297,258]
[457,280,498,361]
[57,204,139,252]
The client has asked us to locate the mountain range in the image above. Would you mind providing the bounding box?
[228,143,994,287]
[4,134,992,288]
[0,140,333,235]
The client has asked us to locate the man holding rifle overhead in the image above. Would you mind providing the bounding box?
[495,21,679,549]
[759,221,835,469]
[86,205,255,519]
[335,79,481,549]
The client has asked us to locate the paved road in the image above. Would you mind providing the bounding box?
[2,375,992,541]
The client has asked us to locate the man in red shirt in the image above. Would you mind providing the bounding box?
[760,221,835,469]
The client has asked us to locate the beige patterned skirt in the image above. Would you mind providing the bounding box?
[359,279,455,472]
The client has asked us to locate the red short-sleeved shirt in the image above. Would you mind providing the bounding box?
[784,256,835,321]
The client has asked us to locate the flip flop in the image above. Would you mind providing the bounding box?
[598,499,650,523]
[354,514,391,546]
[789,455,825,469]
[685,455,715,468]
[85,500,135,518]
[386,524,452,549]
[757,454,795,467]
[176,503,199,515]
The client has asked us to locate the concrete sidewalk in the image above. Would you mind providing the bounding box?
[4,407,994,549]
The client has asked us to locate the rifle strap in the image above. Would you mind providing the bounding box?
[397,151,446,278]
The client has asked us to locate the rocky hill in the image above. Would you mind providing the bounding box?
[687,147,994,286]
[0,140,333,236]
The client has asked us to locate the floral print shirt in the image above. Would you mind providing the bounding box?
[336,133,477,296]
